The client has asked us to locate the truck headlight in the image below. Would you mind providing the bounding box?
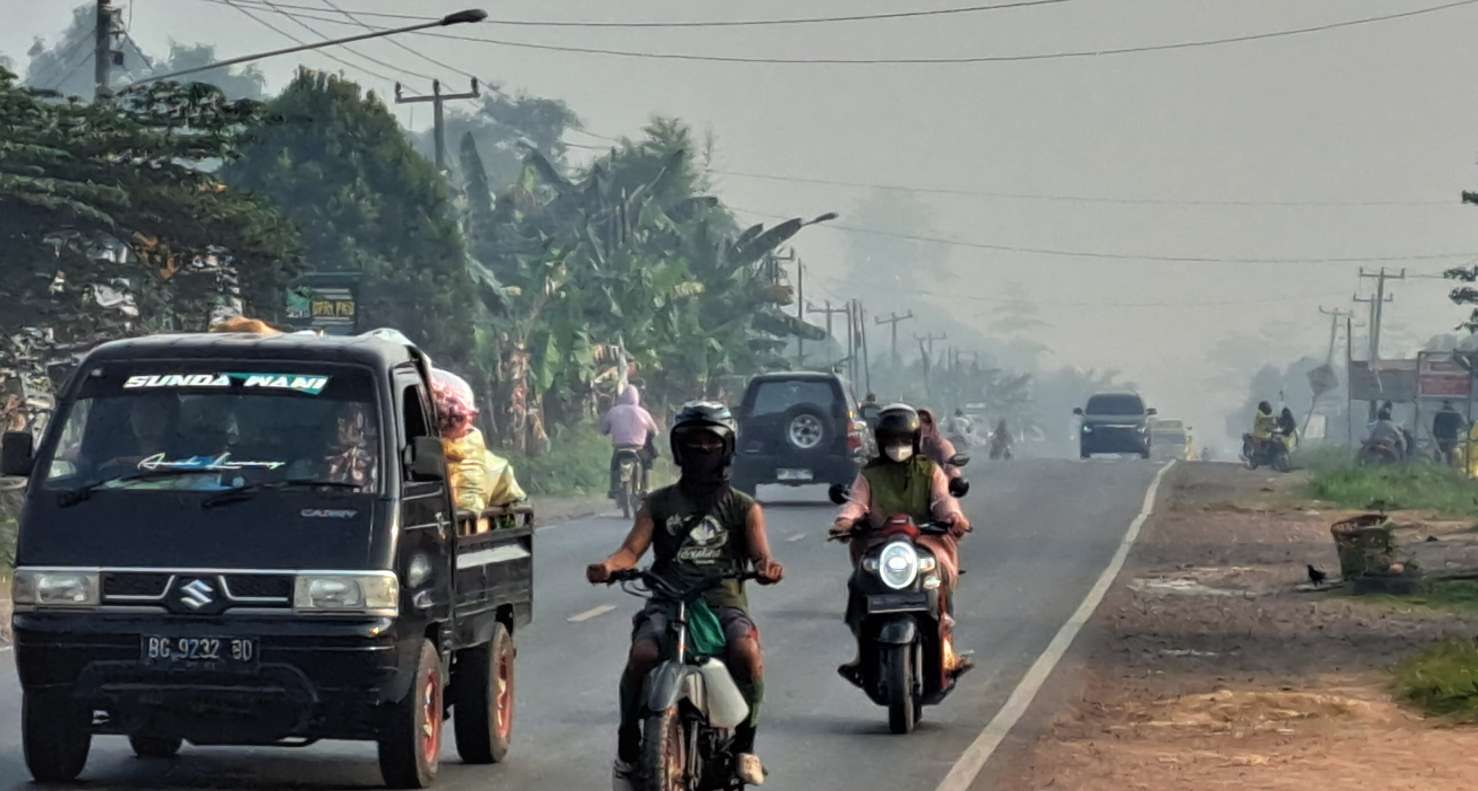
[13,569,100,608]
[877,542,919,590]
[294,573,398,614]
[1081,425,1093,433]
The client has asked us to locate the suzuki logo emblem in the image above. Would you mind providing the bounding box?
[179,579,216,610]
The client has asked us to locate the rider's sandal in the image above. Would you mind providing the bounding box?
[948,652,977,680]
[735,753,767,786]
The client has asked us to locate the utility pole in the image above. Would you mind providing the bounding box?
[914,331,946,361]
[1318,306,1351,362]
[1354,267,1405,362]
[856,300,872,393]
[94,0,118,102]
[395,78,480,172]
[807,300,850,352]
[1346,313,1355,445]
[875,310,915,369]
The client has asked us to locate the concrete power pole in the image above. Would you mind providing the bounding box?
[807,300,850,369]
[395,79,480,172]
[1354,267,1405,362]
[94,0,117,101]
[875,311,915,370]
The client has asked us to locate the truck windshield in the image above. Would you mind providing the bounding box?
[39,365,381,494]
[1086,395,1145,415]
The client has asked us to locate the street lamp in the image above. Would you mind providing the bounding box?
[119,9,488,93]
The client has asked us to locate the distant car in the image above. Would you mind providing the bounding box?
[1149,417,1195,461]
[1074,392,1156,459]
[731,371,868,495]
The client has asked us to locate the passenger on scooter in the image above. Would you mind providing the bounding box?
[1252,401,1278,440]
[1277,407,1299,451]
[586,402,783,789]
[830,404,973,683]
[917,408,963,479]
[1367,407,1408,460]
[601,384,659,500]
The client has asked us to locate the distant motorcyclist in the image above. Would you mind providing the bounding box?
[1252,401,1278,440]
[600,385,659,501]
[1277,407,1298,451]
[1366,406,1408,460]
[946,408,974,447]
[1434,400,1466,466]
[586,402,783,789]
[988,418,1013,460]
[831,404,972,683]
[917,408,963,478]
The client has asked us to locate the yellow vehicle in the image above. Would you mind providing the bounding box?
[1149,418,1196,461]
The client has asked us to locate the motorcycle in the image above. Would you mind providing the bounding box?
[613,446,647,518]
[987,433,1012,461]
[606,568,758,790]
[826,455,971,735]
[1358,437,1403,466]
[1240,433,1291,473]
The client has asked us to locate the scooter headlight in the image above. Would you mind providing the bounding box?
[877,541,919,590]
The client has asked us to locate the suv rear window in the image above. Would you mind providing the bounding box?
[1086,394,1145,415]
[747,380,836,417]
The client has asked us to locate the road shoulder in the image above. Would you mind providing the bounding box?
[983,461,1478,789]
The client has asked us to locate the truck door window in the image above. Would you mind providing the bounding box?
[399,381,437,482]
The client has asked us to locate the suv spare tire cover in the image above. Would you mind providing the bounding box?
[783,404,831,451]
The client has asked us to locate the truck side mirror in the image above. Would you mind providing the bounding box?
[2,431,34,477]
[827,483,850,505]
[405,436,446,481]
[948,477,970,498]
[1072,407,1084,416]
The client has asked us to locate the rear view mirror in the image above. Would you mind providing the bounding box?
[948,453,970,468]
[948,477,970,498]
[827,483,850,505]
[2,431,34,477]
[406,436,446,481]
[1072,407,1084,416]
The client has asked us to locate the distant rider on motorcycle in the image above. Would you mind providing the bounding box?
[601,384,659,501]
[1252,401,1278,441]
[587,402,784,789]
[830,404,973,683]
[988,418,1013,460]
[1366,406,1408,461]
[917,408,964,479]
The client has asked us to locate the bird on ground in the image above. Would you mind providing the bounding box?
[1307,564,1328,585]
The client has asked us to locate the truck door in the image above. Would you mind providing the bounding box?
[394,370,454,632]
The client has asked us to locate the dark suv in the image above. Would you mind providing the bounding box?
[1074,392,1157,459]
[731,372,867,495]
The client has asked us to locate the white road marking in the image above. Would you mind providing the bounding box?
[934,460,1175,791]
[567,604,618,623]
[785,532,807,543]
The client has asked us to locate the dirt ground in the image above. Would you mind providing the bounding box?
[994,461,1478,790]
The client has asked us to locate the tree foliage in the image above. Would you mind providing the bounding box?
[225,70,480,372]
[420,89,581,190]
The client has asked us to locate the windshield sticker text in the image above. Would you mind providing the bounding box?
[230,373,330,395]
[124,373,230,389]
[138,452,286,472]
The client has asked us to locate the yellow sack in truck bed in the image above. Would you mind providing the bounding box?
[444,427,526,517]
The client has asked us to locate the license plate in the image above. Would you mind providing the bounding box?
[776,468,813,481]
[866,592,929,614]
[142,636,258,666]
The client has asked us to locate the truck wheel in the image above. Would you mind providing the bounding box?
[129,735,183,759]
[378,640,443,789]
[23,687,92,783]
[453,622,515,764]
[640,705,688,791]
[880,644,916,735]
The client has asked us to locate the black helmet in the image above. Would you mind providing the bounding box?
[1258,401,1272,414]
[874,403,921,451]
[670,401,737,464]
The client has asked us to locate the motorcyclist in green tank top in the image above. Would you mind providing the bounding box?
[587,402,784,789]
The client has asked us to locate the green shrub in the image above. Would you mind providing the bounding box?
[1396,639,1478,721]
[498,423,675,497]
[1307,460,1478,518]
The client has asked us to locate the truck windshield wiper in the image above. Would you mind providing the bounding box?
[57,469,224,508]
[202,478,364,509]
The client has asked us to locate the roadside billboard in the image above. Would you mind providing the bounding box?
[1348,359,1417,403]
[284,273,358,336]
[1417,351,1472,399]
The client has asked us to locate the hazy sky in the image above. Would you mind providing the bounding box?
[7,0,1478,442]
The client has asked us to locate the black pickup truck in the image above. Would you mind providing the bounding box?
[1,332,533,788]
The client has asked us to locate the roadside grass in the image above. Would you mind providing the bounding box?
[500,423,675,498]
[1305,456,1478,519]
[1396,639,1478,721]
[1359,580,1478,616]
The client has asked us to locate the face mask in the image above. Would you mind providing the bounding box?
[885,445,914,462]
[680,446,725,477]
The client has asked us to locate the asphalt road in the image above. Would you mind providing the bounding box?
[0,458,1162,791]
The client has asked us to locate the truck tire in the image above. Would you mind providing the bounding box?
[23,687,92,783]
[453,622,515,764]
[129,735,183,759]
[378,640,443,789]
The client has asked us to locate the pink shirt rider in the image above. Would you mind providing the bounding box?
[600,385,659,448]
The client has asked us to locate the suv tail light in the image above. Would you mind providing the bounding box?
[846,418,864,452]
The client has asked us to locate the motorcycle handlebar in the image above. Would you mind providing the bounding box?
[827,520,953,542]
[606,568,760,599]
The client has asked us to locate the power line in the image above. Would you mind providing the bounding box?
[209,0,1074,28]
[254,0,438,87]
[727,206,1478,265]
[216,0,412,88]
[316,0,463,86]
[394,0,1478,66]
[711,168,1452,208]
[45,26,99,91]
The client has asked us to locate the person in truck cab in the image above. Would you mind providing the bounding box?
[831,404,973,683]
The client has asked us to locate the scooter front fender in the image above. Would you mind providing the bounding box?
[872,616,918,645]
[643,661,703,716]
